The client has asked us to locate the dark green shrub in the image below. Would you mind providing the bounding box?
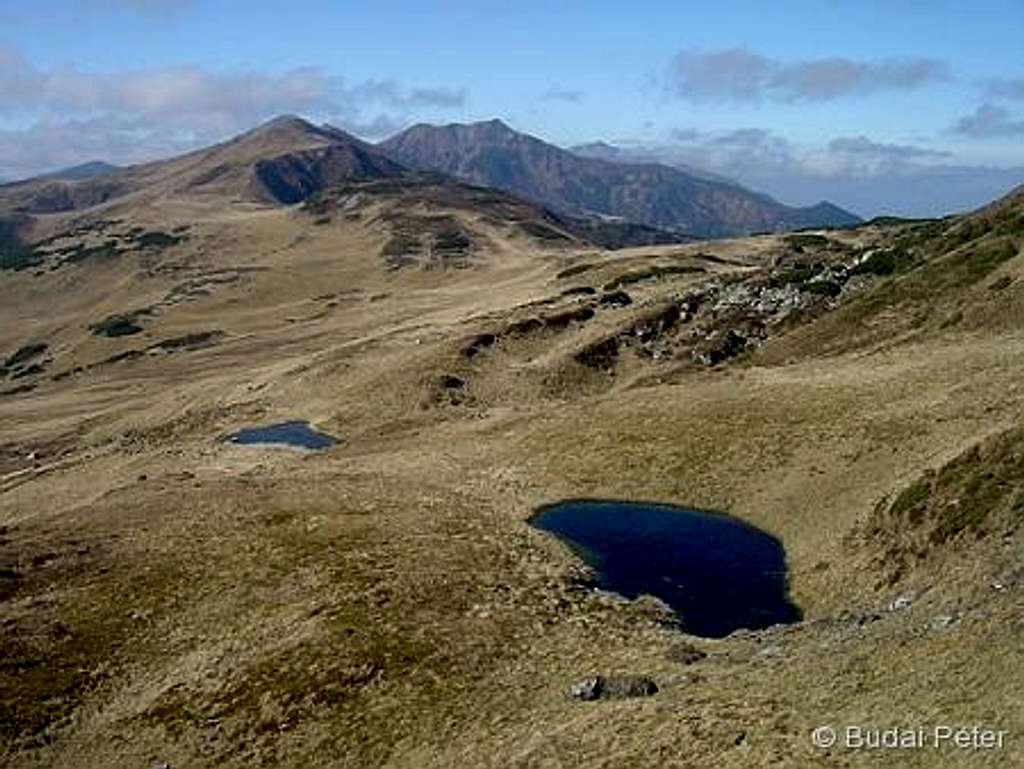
[853,248,915,276]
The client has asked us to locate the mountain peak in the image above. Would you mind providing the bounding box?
[255,114,317,132]
[240,114,329,143]
[474,118,513,130]
[379,120,861,236]
[221,115,368,164]
[465,118,523,140]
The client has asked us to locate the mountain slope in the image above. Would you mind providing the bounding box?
[0,116,406,214]
[752,184,1024,366]
[569,141,739,185]
[380,120,860,237]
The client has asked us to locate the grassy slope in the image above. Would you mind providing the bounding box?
[1,189,1024,767]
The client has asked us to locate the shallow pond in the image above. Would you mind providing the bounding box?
[225,420,336,449]
[529,499,801,638]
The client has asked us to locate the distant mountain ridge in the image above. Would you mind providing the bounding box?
[379,119,860,237]
[0,116,691,253]
[569,141,739,186]
[0,116,858,240]
[38,161,120,182]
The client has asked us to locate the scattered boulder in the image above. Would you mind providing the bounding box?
[632,303,682,342]
[692,329,749,366]
[599,290,633,308]
[568,677,602,701]
[426,373,471,407]
[440,374,465,389]
[463,333,497,359]
[567,675,658,701]
[889,594,913,611]
[750,285,807,318]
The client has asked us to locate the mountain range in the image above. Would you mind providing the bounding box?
[0,116,859,239]
[0,116,688,260]
[380,120,860,236]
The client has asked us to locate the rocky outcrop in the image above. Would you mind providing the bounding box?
[568,675,658,701]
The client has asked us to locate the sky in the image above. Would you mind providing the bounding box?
[2,0,1024,216]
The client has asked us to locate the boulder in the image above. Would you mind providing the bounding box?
[568,675,658,701]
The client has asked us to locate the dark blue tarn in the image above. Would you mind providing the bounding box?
[225,420,336,449]
[530,499,801,638]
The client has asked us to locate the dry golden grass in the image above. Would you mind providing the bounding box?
[2,192,1023,768]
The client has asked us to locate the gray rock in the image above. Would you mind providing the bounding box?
[599,290,633,308]
[568,675,658,701]
[889,594,913,611]
[568,676,603,701]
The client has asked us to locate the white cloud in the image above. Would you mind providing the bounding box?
[666,48,949,103]
[584,128,1023,217]
[0,46,466,178]
[952,103,1024,138]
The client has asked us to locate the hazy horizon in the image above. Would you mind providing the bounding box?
[3,0,1023,217]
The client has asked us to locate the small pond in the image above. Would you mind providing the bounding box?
[225,420,336,449]
[529,499,801,638]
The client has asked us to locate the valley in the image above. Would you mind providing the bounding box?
[1,118,1023,768]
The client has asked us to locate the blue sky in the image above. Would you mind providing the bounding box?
[2,0,1024,216]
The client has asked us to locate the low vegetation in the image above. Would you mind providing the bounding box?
[867,425,1024,585]
[603,264,705,290]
